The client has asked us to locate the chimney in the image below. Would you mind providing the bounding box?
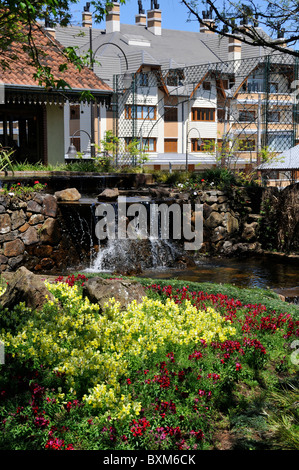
[147,1,161,36]
[82,2,92,27]
[200,20,215,33]
[106,2,120,34]
[200,7,215,33]
[276,27,286,47]
[228,35,242,61]
[44,18,56,38]
[136,0,146,26]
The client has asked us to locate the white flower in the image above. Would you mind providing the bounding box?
[194,191,197,195]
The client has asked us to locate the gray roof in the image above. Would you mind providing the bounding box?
[55,22,290,88]
[258,145,299,170]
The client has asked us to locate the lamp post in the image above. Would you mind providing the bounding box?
[66,129,91,159]
[88,34,131,160]
[186,127,202,172]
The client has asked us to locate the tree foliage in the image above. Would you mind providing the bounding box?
[0,1,124,88]
[182,0,299,58]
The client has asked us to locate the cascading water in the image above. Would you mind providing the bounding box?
[87,199,183,273]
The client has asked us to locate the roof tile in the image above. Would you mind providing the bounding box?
[0,26,111,93]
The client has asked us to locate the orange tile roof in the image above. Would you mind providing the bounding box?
[0,25,112,94]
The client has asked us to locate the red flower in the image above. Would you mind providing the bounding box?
[34,181,40,184]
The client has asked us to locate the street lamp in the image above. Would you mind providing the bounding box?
[186,127,202,172]
[66,129,92,159]
[88,32,131,159]
[90,41,131,89]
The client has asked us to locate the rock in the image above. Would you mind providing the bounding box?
[0,254,8,264]
[55,188,81,201]
[224,212,239,234]
[28,214,44,225]
[11,210,26,230]
[221,240,233,254]
[242,222,258,241]
[27,200,43,213]
[149,187,170,199]
[98,188,119,200]
[39,218,61,245]
[8,255,24,269]
[3,239,25,257]
[31,245,53,257]
[206,195,218,204]
[83,277,145,311]
[0,266,55,311]
[211,226,226,243]
[42,194,58,217]
[205,211,223,229]
[18,223,29,233]
[0,214,11,234]
[20,226,39,245]
[0,230,19,243]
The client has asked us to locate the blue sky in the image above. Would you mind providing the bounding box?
[71,0,202,32]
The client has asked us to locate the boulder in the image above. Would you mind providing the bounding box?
[27,200,43,213]
[149,187,170,199]
[241,222,258,241]
[0,214,11,234]
[205,211,223,229]
[55,188,81,201]
[98,188,119,200]
[83,277,145,311]
[224,212,239,234]
[39,218,61,245]
[42,194,58,218]
[20,226,39,245]
[11,210,26,230]
[3,238,25,257]
[0,266,55,311]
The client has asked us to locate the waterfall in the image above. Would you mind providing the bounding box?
[87,199,182,273]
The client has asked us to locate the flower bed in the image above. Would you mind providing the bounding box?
[0,275,298,450]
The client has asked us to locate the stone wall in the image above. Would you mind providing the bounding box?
[186,183,298,256]
[0,191,87,273]
[176,186,263,256]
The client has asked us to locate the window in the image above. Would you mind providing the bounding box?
[138,73,149,87]
[125,137,156,152]
[202,81,211,91]
[125,105,156,120]
[191,138,215,152]
[267,132,293,152]
[217,108,226,122]
[70,105,80,120]
[191,107,215,121]
[267,111,280,122]
[166,68,185,87]
[238,139,256,152]
[244,79,279,93]
[164,106,178,122]
[239,110,256,122]
[246,80,262,93]
[269,82,278,93]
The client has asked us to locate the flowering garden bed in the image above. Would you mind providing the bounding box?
[0,273,298,451]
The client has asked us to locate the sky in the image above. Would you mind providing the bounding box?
[70,0,202,32]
